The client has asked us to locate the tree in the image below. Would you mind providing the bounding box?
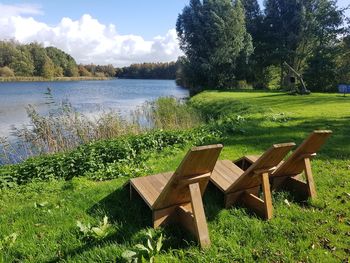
[78,64,92,77]
[176,0,253,91]
[337,35,350,84]
[65,61,79,77]
[9,47,34,76]
[46,46,79,77]
[28,43,48,76]
[42,57,55,79]
[0,66,15,77]
[237,0,263,84]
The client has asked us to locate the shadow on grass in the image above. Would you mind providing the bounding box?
[47,183,226,262]
[221,116,350,160]
[46,185,151,262]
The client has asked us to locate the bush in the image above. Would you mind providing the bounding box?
[0,66,15,77]
[0,128,222,188]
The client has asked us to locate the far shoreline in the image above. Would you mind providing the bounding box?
[0,76,113,82]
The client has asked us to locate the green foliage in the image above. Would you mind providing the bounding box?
[122,229,164,263]
[176,0,253,91]
[0,41,79,79]
[117,62,177,79]
[0,128,221,188]
[77,215,114,242]
[304,47,339,92]
[137,97,203,130]
[0,66,14,77]
[78,64,92,76]
[0,91,349,262]
[175,0,348,92]
[0,233,18,251]
[42,57,55,79]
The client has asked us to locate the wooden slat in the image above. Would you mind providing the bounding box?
[226,142,295,193]
[189,183,210,248]
[153,206,177,228]
[261,172,273,219]
[272,130,332,177]
[129,144,223,249]
[240,192,266,217]
[153,144,223,209]
[304,157,317,199]
[211,160,244,192]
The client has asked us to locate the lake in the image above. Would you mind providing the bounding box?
[0,79,189,138]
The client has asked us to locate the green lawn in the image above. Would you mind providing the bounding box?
[1,91,349,262]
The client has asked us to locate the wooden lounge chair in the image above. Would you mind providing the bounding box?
[129,144,223,248]
[235,130,332,200]
[211,143,295,220]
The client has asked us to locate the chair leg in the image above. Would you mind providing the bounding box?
[261,172,273,220]
[189,182,210,248]
[226,174,273,220]
[304,157,317,199]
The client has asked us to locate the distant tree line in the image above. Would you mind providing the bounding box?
[0,41,79,78]
[0,40,117,79]
[0,41,178,80]
[176,0,350,93]
[116,62,177,79]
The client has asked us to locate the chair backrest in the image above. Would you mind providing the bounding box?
[227,142,295,193]
[272,130,332,177]
[152,144,223,209]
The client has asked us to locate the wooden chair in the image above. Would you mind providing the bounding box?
[128,144,223,248]
[234,130,332,200]
[210,143,295,220]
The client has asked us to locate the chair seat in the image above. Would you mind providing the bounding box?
[130,172,173,208]
[211,160,244,192]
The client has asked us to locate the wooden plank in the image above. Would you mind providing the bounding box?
[304,157,316,199]
[130,179,158,208]
[178,173,211,186]
[189,183,210,248]
[221,160,244,177]
[226,143,295,193]
[240,192,266,217]
[153,144,223,209]
[176,204,196,237]
[272,130,332,178]
[153,206,177,228]
[261,172,273,220]
[224,186,260,208]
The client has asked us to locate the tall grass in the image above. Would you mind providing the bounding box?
[0,96,202,164]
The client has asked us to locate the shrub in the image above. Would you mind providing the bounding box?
[0,66,15,77]
[0,127,222,188]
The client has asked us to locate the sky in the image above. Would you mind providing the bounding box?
[0,0,349,66]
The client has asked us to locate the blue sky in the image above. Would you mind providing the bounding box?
[0,0,190,39]
[0,0,348,66]
[1,0,348,38]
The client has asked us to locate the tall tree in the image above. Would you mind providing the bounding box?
[176,0,253,92]
[237,0,264,85]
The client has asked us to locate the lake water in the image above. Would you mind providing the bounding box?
[0,79,189,138]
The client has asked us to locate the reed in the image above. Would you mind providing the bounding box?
[0,96,202,164]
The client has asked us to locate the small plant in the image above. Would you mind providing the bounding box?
[122,229,164,263]
[0,233,18,251]
[266,112,290,123]
[76,215,113,241]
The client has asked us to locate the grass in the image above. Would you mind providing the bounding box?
[1,91,350,262]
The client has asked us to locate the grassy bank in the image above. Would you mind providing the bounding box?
[1,91,349,262]
[0,76,111,82]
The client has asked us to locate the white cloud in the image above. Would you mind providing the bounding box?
[0,3,43,17]
[0,9,183,66]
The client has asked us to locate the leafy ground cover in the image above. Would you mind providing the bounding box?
[1,91,349,262]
